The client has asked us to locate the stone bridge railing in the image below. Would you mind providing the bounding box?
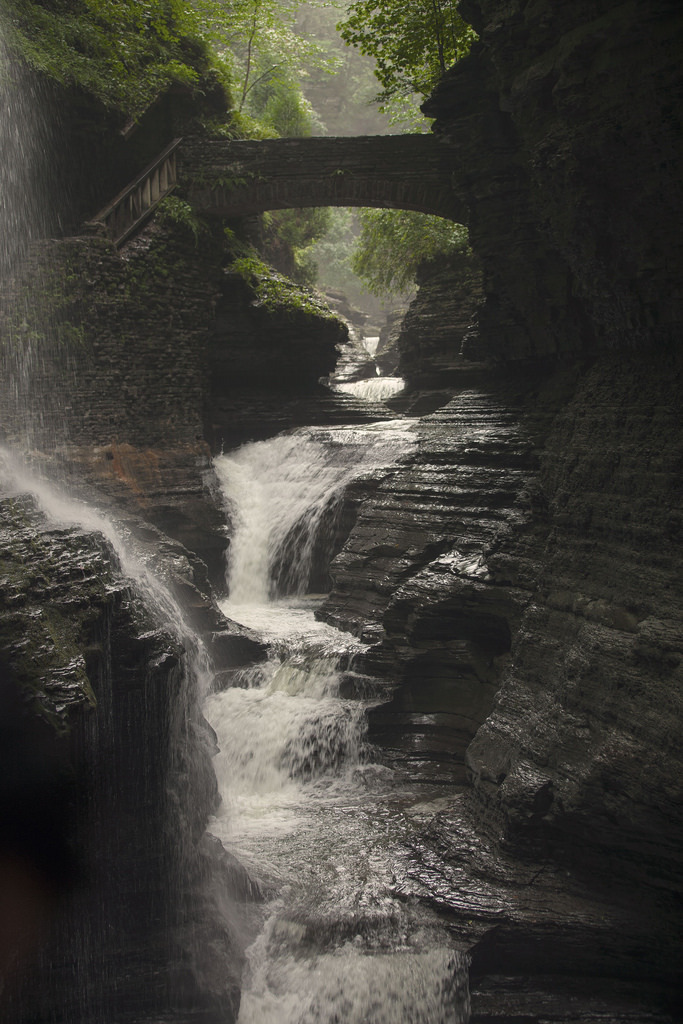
[86,138,182,247]
[179,135,467,224]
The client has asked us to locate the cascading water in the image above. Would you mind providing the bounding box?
[206,423,471,1023]
[215,420,415,606]
[0,27,69,451]
[0,447,212,662]
[0,37,232,1020]
[335,376,406,403]
[1,27,468,1020]
[0,446,236,1022]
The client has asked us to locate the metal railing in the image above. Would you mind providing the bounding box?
[85,138,182,248]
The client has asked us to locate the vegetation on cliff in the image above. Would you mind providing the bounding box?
[352,209,469,296]
[0,0,329,124]
[1,0,225,117]
[1,0,336,281]
[230,251,343,322]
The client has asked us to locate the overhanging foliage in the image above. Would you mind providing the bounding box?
[1,0,226,117]
[352,208,469,296]
[338,0,476,102]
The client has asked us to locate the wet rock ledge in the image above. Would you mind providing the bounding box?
[321,0,683,1015]
[0,489,248,1024]
[320,356,681,1022]
[320,368,550,784]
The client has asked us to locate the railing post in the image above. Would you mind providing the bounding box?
[84,138,183,248]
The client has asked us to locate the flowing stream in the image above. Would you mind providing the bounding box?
[206,421,470,1023]
[1,28,468,1014]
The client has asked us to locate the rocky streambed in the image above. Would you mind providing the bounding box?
[2,349,679,1023]
[313,360,682,1020]
[0,0,680,1018]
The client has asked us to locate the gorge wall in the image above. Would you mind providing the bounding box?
[0,219,349,586]
[425,0,683,893]
[0,491,243,1023]
[316,0,682,1015]
[425,0,683,362]
[0,0,681,1019]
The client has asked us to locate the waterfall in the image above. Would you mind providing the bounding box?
[238,931,469,1024]
[206,423,470,1023]
[0,448,206,659]
[0,30,53,276]
[0,33,241,1022]
[0,28,69,451]
[214,419,416,605]
[0,446,237,1021]
[335,376,406,403]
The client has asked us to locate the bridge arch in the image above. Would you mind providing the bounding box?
[180,135,467,224]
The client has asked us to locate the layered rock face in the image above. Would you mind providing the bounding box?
[421,0,683,900]
[0,490,242,1023]
[321,370,554,782]
[467,353,683,893]
[0,225,226,581]
[318,0,682,1015]
[0,221,348,586]
[395,250,484,387]
[425,0,683,361]
[322,350,682,1015]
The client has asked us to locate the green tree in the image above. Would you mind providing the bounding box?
[2,0,337,125]
[295,1,394,135]
[213,0,336,113]
[246,76,331,283]
[338,0,475,104]
[351,208,469,296]
[247,75,324,136]
[329,2,475,301]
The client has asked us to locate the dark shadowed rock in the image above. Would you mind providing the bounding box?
[396,250,484,388]
[465,354,683,896]
[0,491,243,1023]
[312,1,683,1015]
[319,372,551,780]
[425,0,683,360]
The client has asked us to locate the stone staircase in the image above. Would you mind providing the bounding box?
[85,137,182,247]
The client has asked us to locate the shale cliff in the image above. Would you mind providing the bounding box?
[424,0,683,894]
[0,488,242,1023]
[318,0,682,1017]
[0,218,348,586]
[425,0,683,362]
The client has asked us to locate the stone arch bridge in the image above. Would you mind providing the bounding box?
[180,135,466,224]
[88,135,467,247]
